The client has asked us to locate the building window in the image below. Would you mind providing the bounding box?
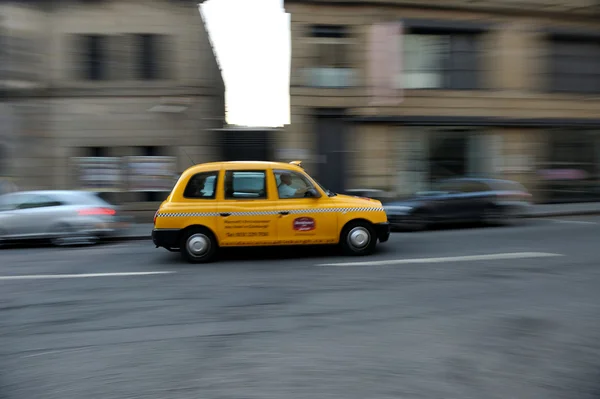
[81,35,109,81]
[548,38,600,94]
[306,25,355,88]
[135,34,167,80]
[402,32,480,90]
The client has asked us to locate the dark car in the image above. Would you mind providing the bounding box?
[342,189,393,202]
[384,178,532,231]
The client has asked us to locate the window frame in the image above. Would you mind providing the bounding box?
[183,171,220,200]
[81,34,109,81]
[547,36,600,94]
[273,169,317,200]
[401,31,481,91]
[17,194,63,210]
[222,170,268,201]
[135,33,165,81]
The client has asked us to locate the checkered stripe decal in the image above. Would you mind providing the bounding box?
[225,211,281,216]
[156,212,219,218]
[156,207,384,218]
[286,207,383,214]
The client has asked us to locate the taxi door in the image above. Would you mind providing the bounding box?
[217,169,279,246]
[273,169,338,245]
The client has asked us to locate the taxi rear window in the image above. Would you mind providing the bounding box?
[183,171,219,199]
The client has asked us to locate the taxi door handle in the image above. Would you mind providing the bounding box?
[279,211,289,216]
[220,213,231,217]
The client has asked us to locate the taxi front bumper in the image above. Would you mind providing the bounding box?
[374,222,391,243]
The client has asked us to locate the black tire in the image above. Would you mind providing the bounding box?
[180,227,218,263]
[0,228,7,248]
[50,223,73,246]
[482,205,513,226]
[50,223,97,246]
[340,220,377,256]
[405,210,430,232]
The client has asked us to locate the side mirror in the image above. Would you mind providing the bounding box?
[305,188,321,198]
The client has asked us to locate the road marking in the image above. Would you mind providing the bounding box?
[316,252,563,267]
[549,219,597,225]
[0,271,176,281]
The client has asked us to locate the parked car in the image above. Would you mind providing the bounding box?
[152,160,390,263]
[0,190,127,246]
[384,178,532,231]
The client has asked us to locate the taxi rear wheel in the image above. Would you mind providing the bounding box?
[340,221,377,256]
[180,227,217,263]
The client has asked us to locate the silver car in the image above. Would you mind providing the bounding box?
[0,190,127,246]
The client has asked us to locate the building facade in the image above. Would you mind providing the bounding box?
[284,0,600,203]
[0,0,224,202]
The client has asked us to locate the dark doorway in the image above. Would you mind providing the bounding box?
[219,129,274,162]
[316,110,348,193]
[541,130,599,203]
[428,132,469,182]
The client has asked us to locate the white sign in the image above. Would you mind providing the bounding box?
[125,156,177,192]
[72,157,122,191]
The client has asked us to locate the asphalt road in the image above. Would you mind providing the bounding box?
[1,216,600,399]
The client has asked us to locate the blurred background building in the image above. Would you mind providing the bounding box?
[2,0,600,210]
[284,0,600,203]
[0,0,225,206]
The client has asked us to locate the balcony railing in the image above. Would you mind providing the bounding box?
[303,67,358,88]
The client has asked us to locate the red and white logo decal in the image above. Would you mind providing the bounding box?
[293,217,316,231]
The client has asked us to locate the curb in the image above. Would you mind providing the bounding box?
[105,235,151,242]
[109,210,600,242]
[525,210,600,218]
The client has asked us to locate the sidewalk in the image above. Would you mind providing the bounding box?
[528,202,600,217]
[115,202,600,241]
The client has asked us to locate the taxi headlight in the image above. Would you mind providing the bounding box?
[384,205,413,215]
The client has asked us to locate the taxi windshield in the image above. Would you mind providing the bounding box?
[313,178,336,197]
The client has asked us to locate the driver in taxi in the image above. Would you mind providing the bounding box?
[278,172,308,198]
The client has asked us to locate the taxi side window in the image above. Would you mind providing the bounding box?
[224,170,267,200]
[274,169,315,199]
[183,171,219,199]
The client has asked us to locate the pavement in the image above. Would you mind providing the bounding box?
[1,215,600,398]
[118,201,600,240]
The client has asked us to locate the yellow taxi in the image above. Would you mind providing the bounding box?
[152,161,390,263]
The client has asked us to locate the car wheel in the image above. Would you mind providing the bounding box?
[483,206,506,226]
[0,228,7,248]
[50,224,96,246]
[50,223,74,246]
[405,211,430,231]
[340,221,377,256]
[180,227,218,263]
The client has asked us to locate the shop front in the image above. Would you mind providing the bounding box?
[537,130,600,203]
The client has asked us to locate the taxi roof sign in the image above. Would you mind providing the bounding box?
[289,160,304,169]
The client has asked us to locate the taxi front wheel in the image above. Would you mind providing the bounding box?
[180,227,218,263]
[340,221,377,256]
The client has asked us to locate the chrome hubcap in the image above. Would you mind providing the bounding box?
[348,227,370,249]
[187,234,210,256]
